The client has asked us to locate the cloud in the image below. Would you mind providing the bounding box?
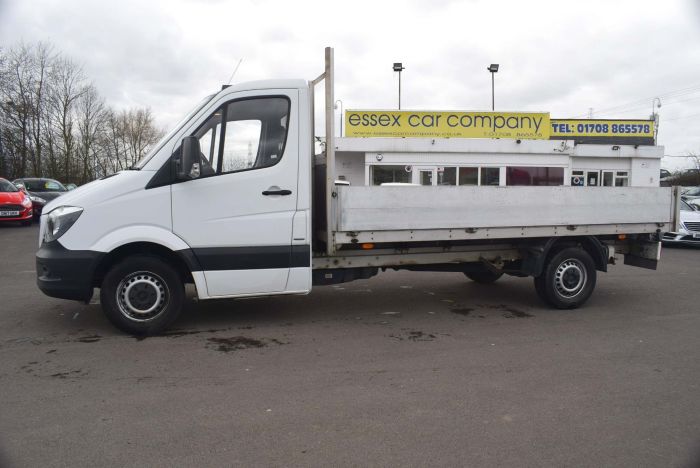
[2,0,699,165]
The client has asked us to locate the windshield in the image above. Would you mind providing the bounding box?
[133,93,216,170]
[0,180,19,192]
[683,187,700,196]
[23,179,66,192]
[680,200,695,211]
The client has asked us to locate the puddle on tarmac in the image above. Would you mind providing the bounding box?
[206,336,285,353]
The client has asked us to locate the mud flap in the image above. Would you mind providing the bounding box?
[624,240,661,270]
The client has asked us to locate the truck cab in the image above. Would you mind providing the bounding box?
[37,80,314,333]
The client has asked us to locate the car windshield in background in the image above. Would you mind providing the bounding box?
[24,180,67,192]
[680,200,695,211]
[0,180,19,192]
[683,187,700,197]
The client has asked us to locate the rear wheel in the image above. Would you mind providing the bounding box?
[464,269,503,284]
[100,255,185,335]
[533,247,596,309]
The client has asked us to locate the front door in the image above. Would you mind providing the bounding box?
[171,90,307,297]
[601,170,615,187]
[419,169,435,186]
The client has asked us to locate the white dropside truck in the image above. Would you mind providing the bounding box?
[36,48,679,335]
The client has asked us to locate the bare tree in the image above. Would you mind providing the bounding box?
[48,56,87,182]
[125,108,162,168]
[0,43,34,177]
[28,42,55,178]
[76,83,107,180]
[0,41,164,183]
[687,153,700,185]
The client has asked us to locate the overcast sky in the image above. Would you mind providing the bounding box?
[2,0,699,169]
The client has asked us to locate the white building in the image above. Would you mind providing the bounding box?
[334,137,662,188]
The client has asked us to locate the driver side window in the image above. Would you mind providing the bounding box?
[189,96,290,177]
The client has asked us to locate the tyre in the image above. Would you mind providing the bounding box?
[100,255,185,335]
[464,269,504,284]
[533,247,596,309]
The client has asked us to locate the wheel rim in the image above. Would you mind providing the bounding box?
[116,271,169,322]
[553,259,587,298]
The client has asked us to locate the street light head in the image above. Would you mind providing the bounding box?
[487,64,499,73]
[393,62,404,72]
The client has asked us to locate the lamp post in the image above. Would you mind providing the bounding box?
[651,97,661,141]
[393,62,405,109]
[334,99,343,137]
[487,64,499,111]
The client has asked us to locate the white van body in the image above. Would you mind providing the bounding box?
[35,49,678,335]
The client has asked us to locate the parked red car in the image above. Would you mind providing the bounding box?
[0,178,33,226]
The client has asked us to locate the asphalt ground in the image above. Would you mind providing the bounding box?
[0,223,699,467]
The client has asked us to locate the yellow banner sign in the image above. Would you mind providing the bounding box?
[345,110,550,139]
[551,119,654,138]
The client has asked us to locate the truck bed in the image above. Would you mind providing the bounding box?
[331,186,673,245]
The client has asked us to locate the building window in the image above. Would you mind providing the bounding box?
[602,171,615,187]
[371,165,411,185]
[615,171,629,186]
[481,167,501,186]
[572,170,630,187]
[506,167,564,186]
[458,166,501,186]
[571,170,585,186]
[459,167,478,185]
[437,167,457,185]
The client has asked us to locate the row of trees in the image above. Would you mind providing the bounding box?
[0,42,163,184]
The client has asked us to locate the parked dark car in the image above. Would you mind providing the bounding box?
[12,178,68,217]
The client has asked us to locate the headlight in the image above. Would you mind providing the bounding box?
[30,194,46,204]
[22,196,32,208]
[44,206,83,243]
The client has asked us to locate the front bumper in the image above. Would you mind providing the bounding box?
[662,230,700,245]
[0,207,33,222]
[36,240,103,301]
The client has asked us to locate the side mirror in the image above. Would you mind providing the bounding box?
[177,136,202,180]
[15,183,27,193]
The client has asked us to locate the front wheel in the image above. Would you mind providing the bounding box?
[533,247,596,309]
[100,255,185,335]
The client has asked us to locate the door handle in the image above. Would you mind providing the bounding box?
[262,189,292,196]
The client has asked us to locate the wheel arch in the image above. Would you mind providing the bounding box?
[520,236,609,277]
[92,242,199,288]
